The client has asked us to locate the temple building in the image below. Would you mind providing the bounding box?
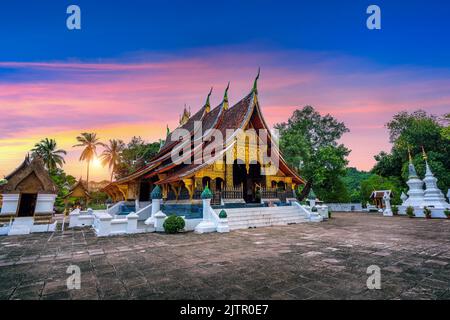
[0,155,57,235]
[103,74,305,206]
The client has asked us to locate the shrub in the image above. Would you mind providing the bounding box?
[423,207,432,219]
[392,205,399,215]
[328,210,332,219]
[163,215,185,234]
[445,209,450,218]
[219,210,227,219]
[406,206,415,218]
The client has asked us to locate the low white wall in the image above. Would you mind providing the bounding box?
[325,203,363,212]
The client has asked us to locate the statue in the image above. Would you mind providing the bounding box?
[383,192,393,217]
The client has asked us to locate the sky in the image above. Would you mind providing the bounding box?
[1,0,450,181]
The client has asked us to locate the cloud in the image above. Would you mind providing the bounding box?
[1,48,450,179]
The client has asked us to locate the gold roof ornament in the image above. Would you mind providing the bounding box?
[421,146,428,161]
[252,68,260,94]
[180,104,191,125]
[223,82,230,110]
[407,146,413,163]
[205,87,213,113]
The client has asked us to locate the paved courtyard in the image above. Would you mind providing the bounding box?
[0,213,449,300]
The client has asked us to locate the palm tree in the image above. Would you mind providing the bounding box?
[31,138,67,170]
[100,139,125,182]
[73,133,106,190]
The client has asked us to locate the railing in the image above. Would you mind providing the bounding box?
[261,187,277,199]
[212,191,221,205]
[221,185,243,199]
[261,188,293,203]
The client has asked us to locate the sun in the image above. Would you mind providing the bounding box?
[92,157,102,167]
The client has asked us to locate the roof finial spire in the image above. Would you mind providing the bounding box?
[166,125,170,137]
[252,67,260,94]
[407,145,413,163]
[421,146,428,161]
[223,82,230,110]
[205,87,213,113]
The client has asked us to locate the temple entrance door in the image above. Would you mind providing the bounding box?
[233,160,248,201]
[248,162,262,203]
[138,182,151,202]
[233,160,262,203]
[17,193,37,217]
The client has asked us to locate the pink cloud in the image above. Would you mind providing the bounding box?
[1,49,450,179]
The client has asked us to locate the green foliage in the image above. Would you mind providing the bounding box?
[49,168,76,213]
[328,210,332,219]
[372,110,450,191]
[341,167,371,202]
[89,191,109,207]
[276,106,350,202]
[0,179,7,186]
[100,139,125,181]
[360,174,402,205]
[392,205,399,215]
[444,209,450,218]
[406,206,415,218]
[442,114,450,140]
[219,210,227,219]
[31,138,67,170]
[423,207,432,219]
[163,215,185,234]
[115,136,160,178]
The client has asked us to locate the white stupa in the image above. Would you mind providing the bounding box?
[402,152,424,208]
[399,148,449,218]
[422,149,449,209]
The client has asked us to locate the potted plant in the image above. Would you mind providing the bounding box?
[406,206,415,218]
[392,205,399,216]
[444,209,450,219]
[424,207,432,219]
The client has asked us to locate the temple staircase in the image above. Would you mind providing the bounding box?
[223,205,308,230]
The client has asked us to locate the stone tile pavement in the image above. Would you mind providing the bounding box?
[0,213,449,300]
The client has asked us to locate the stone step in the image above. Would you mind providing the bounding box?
[224,206,298,213]
[228,217,307,230]
[227,211,305,222]
[227,214,306,224]
[224,209,302,217]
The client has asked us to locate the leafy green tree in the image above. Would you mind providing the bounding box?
[73,133,106,190]
[115,136,160,178]
[442,113,450,141]
[275,106,351,202]
[342,167,372,202]
[100,139,125,182]
[372,110,450,190]
[360,174,402,205]
[48,168,76,212]
[31,138,67,170]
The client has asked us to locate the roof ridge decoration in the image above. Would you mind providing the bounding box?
[422,146,433,177]
[252,67,260,95]
[205,87,213,113]
[223,82,230,110]
[180,104,191,125]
